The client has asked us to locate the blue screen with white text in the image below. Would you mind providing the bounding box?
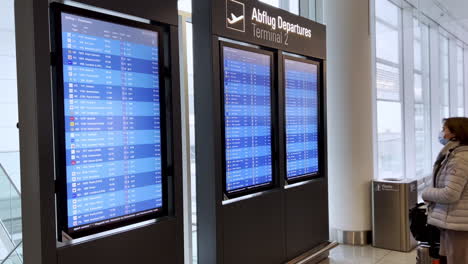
[61,12,163,233]
[285,59,319,179]
[223,46,273,194]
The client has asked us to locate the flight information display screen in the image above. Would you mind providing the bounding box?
[59,11,163,235]
[223,45,273,194]
[285,58,319,179]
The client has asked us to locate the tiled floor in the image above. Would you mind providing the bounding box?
[319,244,417,264]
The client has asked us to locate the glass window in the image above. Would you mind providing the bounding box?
[0,0,22,259]
[457,45,464,116]
[413,19,431,177]
[375,0,399,27]
[376,21,400,64]
[289,0,300,15]
[413,18,421,40]
[414,39,422,72]
[414,41,422,72]
[414,73,422,102]
[377,103,403,134]
[414,104,431,175]
[259,0,280,8]
[376,62,400,100]
[375,0,404,179]
[440,35,450,118]
[374,2,466,180]
[185,22,197,264]
[377,101,404,179]
[308,0,317,21]
[0,0,20,174]
[177,0,191,13]
[413,18,422,71]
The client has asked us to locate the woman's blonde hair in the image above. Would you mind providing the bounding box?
[444,117,468,145]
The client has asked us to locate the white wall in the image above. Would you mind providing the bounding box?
[0,0,19,153]
[325,0,374,233]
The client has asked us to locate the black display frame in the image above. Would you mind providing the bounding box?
[219,40,278,198]
[50,3,170,240]
[282,55,324,184]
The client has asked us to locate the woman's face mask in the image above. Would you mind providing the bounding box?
[439,131,450,145]
[439,125,456,145]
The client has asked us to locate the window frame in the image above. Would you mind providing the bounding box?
[439,31,451,118]
[456,43,465,116]
[178,11,195,264]
[371,0,468,180]
[374,0,406,180]
[465,45,468,117]
[411,15,432,178]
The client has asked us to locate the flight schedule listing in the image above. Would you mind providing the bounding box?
[60,13,163,233]
[223,46,273,193]
[285,59,319,179]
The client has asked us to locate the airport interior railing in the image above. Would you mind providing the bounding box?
[0,241,22,264]
[0,160,22,264]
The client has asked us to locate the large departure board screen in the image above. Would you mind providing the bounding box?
[223,45,273,195]
[56,9,164,236]
[285,58,319,180]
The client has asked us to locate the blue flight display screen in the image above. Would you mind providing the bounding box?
[60,13,163,233]
[223,46,273,194]
[285,59,319,179]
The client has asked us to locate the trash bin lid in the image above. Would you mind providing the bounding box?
[383,178,403,182]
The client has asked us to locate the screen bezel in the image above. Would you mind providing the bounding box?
[220,41,277,198]
[283,55,323,184]
[50,3,169,239]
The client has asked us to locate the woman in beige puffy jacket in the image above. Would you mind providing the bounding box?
[422,117,468,264]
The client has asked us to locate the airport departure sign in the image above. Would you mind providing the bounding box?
[223,46,273,194]
[285,59,319,179]
[60,12,164,234]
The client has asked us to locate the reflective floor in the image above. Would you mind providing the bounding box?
[319,244,417,264]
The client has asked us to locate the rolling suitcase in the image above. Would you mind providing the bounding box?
[416,243,445,264]
[410,204,444,264]
[417,244,434,264]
